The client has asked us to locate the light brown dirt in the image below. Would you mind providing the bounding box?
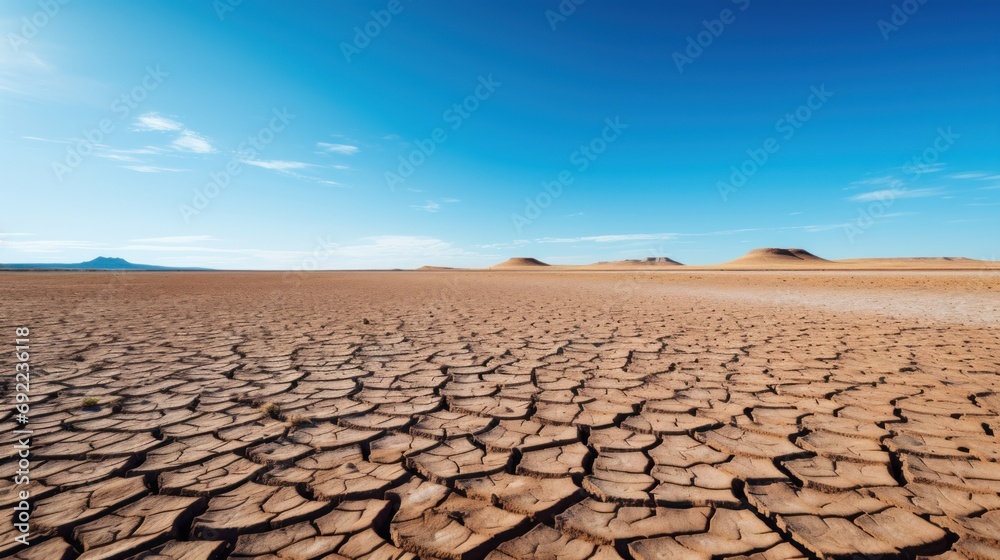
[1,270,999,559]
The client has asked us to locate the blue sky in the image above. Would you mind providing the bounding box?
[1,1,998,268]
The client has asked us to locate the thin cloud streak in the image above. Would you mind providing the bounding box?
[317,142,360,155]
[849,187,943,202]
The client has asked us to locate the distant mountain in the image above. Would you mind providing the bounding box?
[0,256,211,271]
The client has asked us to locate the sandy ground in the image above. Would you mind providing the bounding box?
[1,270,999,559]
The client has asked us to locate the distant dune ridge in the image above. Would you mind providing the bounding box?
[580,257,685,270]
[491,257,551,268]
[418,247,997,271]
[720,247,831,267]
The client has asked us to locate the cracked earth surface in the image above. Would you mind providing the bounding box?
[1,271,999,560]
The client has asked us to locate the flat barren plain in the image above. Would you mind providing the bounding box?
[2,270,1000,560]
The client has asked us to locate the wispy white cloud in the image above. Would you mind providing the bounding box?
[799,212,914,233]
[587,233,677,243]
[317,142,360,155]
[102,153,140,162]
[849,187,943,202]
[132,235,489,268]
[904,162,946,175]
[242,159,349,188]
[847,163,947,194]
[479,239,532,250]
[535,228,778,244]
[0,50,49,70]
[845,175,898,190]
[948,172,1000,182]
[129,235,218,243]
[531,220,930,247]
[121,165,186,173]
[133,113,184,132]
[321,236,486,265]
[800,224,843,232]
[0,50,106,105]
[170,130,215,154]
[113,244,235,253]
[20,135,72,144]
[537,233,680,244]
[412,201,441,212]
[244,159,313,172]
[0,239,103,254]
[131,112,216,154]
[411,198,460,212]
[94,146,165,163]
